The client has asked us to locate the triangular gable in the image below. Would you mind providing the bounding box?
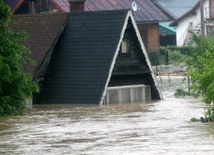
[100,10,163,104]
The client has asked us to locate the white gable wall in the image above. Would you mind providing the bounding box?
[176,0,210,46]
[176,13,198,46]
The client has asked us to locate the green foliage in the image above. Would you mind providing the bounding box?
[186,31,214,120]
[174,88,191,97]
[148,52,160,65]
[168,50,188,64]
[0,0,38,116]
[190,117,199,122]
[161,46,190,55]
[205,106,214,120]
[160,46,189,64]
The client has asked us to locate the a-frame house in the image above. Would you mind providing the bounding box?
[36,10,162,104]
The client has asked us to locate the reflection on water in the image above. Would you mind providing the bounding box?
[1,76,214,155]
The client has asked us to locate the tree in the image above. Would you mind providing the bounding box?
[0,0,38,116]
[186,32,214,120]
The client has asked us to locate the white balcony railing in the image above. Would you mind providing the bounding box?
[104,84,151,104]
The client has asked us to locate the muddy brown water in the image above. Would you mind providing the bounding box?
[0,76,214,155]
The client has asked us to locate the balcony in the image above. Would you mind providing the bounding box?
[204,7,214,19]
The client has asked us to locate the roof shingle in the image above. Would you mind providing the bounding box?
[9,13,68,76]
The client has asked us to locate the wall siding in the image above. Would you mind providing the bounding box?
[108,20,160,100]
[114,23,148,69]
[137,23,160,51]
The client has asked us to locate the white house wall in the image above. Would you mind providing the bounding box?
[176,0,209,46]
[176,14,196,46]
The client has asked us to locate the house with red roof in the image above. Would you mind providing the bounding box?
[9,13,68,82]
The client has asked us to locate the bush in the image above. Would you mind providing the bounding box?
[0,0,38,116]
[174,88,191,97]
[186,32,214,120]
[168,50,188,64]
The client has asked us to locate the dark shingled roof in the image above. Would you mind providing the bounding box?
[9,13,68,76]
[38,10,129,104]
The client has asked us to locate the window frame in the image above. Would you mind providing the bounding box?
[120,39,130,56]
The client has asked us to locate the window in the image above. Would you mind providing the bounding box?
[121,39,129,54]
[206,26,214,36]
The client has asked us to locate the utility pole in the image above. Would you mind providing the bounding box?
[200,0,205,36]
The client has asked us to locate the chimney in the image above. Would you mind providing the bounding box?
[68,0,86,12]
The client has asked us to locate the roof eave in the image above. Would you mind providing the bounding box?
[12,0,24,13]
[170,2,200,26]
[129,12,163,100]
[136,19,170,24]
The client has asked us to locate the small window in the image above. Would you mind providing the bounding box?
[121,39,129,54]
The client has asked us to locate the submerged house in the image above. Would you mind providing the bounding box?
[7,0,162,104]
[37,10,162,104]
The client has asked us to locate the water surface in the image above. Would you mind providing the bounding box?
[0,76,214,155]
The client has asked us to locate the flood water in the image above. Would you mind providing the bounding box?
[1,76,214,155]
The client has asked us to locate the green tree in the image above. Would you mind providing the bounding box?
[186,32,214,120]
[0,0,38,116]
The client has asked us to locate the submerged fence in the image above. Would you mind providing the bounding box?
[147,49,168,66]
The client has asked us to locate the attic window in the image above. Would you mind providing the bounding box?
[121,39,130,54]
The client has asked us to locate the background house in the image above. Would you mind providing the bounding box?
[153,0,199,46]
[159,22,176,46]
[37,10,162,104]
[9,13,67,82]
[170,0,214,46]
[4,0,170,53]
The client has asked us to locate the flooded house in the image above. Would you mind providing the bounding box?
[8,2,162,104]
[37,9,162,104]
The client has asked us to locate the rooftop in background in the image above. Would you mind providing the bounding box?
[153,0,199,19]
[45,0,170,23]
[9,13,67,76]
[159,22,176,35]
